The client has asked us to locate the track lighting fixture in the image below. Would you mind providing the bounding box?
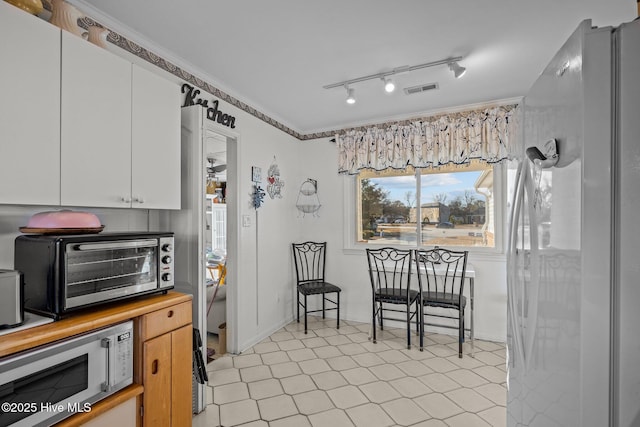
[324,56,464,102]
[383,77,395,93]
[448,61,467,79]
[345,86,356,104]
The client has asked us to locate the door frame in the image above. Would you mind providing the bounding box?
[201,121,240,355]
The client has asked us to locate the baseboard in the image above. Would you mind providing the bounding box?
[236,315,295,354]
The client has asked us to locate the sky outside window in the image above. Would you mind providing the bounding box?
[369,171,484,204]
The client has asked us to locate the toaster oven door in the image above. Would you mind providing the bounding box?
[64,239,159,309]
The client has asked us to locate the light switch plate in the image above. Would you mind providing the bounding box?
[242,215,251,227]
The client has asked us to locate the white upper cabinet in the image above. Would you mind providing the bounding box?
[0,3,61,205]
[61,31,132,208]
[60,34,181,209]
[1,8,180,209]
[131,65,181,209]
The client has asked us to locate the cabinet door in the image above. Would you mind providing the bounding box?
[171,325,193,426]
[83,397,137,427]
[0,3,60,205]
[131,65,181,209]
[61,31,132,208]
[143,333,172,427]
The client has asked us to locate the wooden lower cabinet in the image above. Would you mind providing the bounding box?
[82,397,137,427]
[140,305,193,426]
[171,325,193,424]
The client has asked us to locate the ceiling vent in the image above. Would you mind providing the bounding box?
[403,82,439,95]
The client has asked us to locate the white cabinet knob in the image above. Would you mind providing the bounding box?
[121,196,131,203]
[133,196,145,204]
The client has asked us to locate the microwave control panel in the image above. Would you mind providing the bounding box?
[114,329,133,383]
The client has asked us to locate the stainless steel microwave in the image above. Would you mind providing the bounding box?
[14,232,174,319]
[0,321,133,426]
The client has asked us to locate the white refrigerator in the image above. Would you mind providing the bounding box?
[507,19,640,427]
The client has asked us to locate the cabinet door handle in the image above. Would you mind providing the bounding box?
[152,359,159,375]
[167,310,174,318]
[133,196,145,204]
[121,196,131,203]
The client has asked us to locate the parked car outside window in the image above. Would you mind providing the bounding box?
[436,222,455,229]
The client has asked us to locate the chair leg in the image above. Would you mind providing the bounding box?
[371,298,377,344]
[297,290,300,323]
[419,303,424,351]
[336,292,340,330]
[304,294,308,334]
[322,292,326,319]
[379,302,384,330]
[458,311,463,358]
[406,304,411,350]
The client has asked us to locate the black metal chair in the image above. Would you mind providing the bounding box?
[366,247,420,349]
[415,248,469,357]
[292,242,341,334]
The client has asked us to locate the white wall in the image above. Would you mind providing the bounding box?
[215,101,303,351]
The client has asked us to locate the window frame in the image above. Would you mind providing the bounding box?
[342,162,507,256]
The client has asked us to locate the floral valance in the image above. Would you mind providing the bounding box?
[336,105,517,175]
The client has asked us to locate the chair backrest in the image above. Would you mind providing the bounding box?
[366,247,413,299]
[292,241,327,285]
[415,248,468,300]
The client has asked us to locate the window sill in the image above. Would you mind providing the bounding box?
[341,242,506,263]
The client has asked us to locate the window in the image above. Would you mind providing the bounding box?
[356,161,497,248]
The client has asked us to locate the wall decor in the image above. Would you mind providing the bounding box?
[182,83,237,129]
[296,179,321,217]
[5,0,43,15]
[85,25,109,48]
[49,0,84,36]
[252,185,266,209]
[266,157,284,199]
[251,166,262,183]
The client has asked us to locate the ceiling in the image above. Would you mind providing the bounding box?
[73,0,635,136]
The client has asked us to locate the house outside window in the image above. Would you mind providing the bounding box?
[356,161,497,248]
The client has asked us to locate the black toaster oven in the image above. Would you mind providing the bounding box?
[14,232,174,319]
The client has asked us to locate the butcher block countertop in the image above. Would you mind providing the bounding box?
[0,291,192,358]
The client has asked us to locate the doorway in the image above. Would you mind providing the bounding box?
[204,130,228,360]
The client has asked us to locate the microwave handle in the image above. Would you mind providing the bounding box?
[101,338,112,392]
[75,240,158,251]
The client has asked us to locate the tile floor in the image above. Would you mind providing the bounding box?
[193,316,507,427]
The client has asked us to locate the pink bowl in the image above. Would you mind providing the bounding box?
[27,210,102,229]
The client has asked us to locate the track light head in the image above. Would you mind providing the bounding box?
[448,61,466,79]
[382,77,395,93]
[345,86,356,104]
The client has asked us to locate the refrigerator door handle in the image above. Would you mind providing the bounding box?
[507,160,527,369]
